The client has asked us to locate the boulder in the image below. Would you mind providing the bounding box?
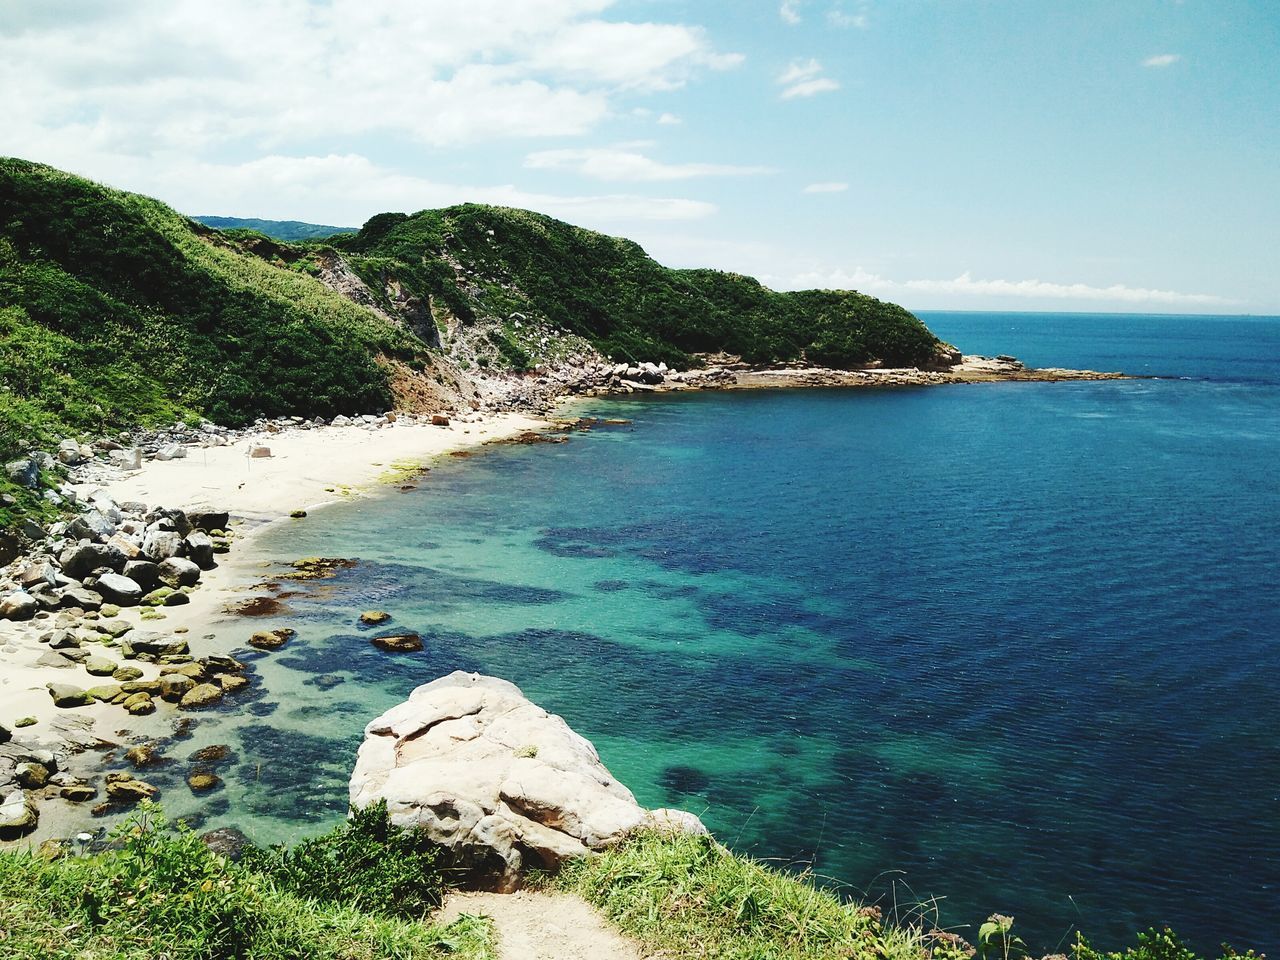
[5,458,40,488]
[349,672,706,890]
[59,586,104,612]
[84,655,120,677]
[105,772,159,803]
[201,826,250,861]
[123,560,162,591]
[141,529,184,561]
[15,762,49,789]
[106,533,141,561]
[57,439,92,465]
[0,790,37,839]
[180,683,225,709]
[159,674,196,702]
[248,628,294,650]
[183,532,216,569]
[0,592,38,621]
[60,542,126,579]
[18,560,58,590]
[126,634,189,658]
[431,414,451,426]
[109,447,143,470]
[46,683,93,708]
[155,444,187,461]
[360,610,392,625]
[370,632,422,653]
[188,510,230,532]
[157,557,201,588]
[94,573,143,607]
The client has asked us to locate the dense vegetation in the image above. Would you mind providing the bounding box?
[0,158,421,461]
[335,204,942,370]
[193,216,356,242]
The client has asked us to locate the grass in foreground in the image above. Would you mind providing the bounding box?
[552,828,935,960]
[553,831,1263,960]
[0,804,492,960]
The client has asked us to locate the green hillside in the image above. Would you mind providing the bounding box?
[193,215,356,242]
[0,159,424,454]
[336,204,942,370]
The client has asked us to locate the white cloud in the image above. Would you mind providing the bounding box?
[780,1,803,25]
[803,181,849,193]
[1142,53,1181,68]
[827,2,870,29]
[525,147,773,181]
[777,58,840,99]
[780,267,1233,306]
[657,112,682,125]
[0,0,742,153]
[17,149,717,227]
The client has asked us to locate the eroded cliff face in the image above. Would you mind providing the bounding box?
[349,671,706,890]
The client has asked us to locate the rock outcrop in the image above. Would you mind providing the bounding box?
[349,672,705,890]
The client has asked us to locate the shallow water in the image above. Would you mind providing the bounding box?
[153,312,1280,953]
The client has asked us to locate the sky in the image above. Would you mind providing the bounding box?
[1,0,1277,314]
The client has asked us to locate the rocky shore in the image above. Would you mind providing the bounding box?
[0,411,546,843]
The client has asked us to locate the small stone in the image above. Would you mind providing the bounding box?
[60,783,97,802]
[16,762,50,789]
[290,509,307,519]
[191,744,232,764]
[187,770,222,792]
[123,694,156,716]
[112,666,144,682]
[0,790,38,839]
[100,603,121,618]
[126,743,164,768]
[87,683,123,702]
[370,632,423,653]
[105,772,159,803]
[14,717,36,728]
[84,655,119,676]
[97,619,133,639]
[248,628,295,650]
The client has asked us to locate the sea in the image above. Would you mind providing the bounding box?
[144,311,1280,953]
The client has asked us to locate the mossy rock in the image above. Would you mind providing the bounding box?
[290,509,308,519]
[359,610,391,625]
[248,628,295,650]
[125,742,164,768]
[14,716,36,728]
[187,769,223,792]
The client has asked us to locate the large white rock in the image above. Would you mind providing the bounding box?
[349,672,705,890]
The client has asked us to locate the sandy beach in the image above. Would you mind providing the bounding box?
[0,411,548,817]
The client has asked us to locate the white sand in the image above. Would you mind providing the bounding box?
[1,412,547,741]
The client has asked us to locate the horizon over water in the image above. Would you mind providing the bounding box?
[150,311,1280,953]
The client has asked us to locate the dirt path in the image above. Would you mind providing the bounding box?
[438,890,648,960]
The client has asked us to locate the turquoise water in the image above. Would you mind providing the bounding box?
[150,312,1280,953]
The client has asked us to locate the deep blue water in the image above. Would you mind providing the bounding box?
[164,312,1280,953]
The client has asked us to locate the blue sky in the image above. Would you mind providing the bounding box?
[1,0,1276,312]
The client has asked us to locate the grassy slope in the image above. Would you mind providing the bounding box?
[335,204,942,370]
[0,158,423,460]
[556,832,1257,960]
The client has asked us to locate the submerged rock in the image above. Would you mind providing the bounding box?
[369,632,422,653]
[349,671,706,891]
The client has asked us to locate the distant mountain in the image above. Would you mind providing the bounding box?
[193,215,356,242]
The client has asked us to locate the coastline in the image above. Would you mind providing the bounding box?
[1,356,1118,845]
[1,410,547,844]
